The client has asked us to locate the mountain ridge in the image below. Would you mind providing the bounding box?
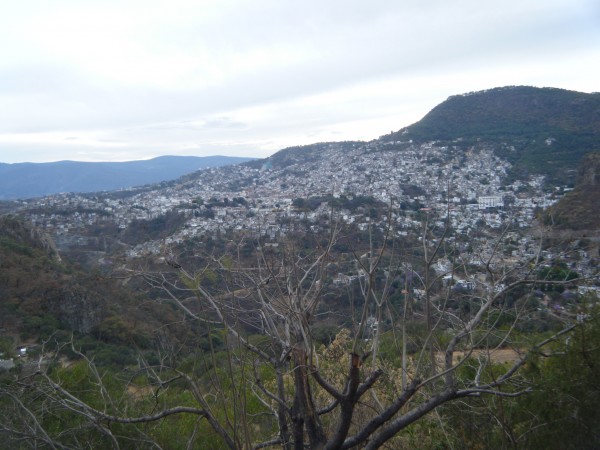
[0,155,256,200]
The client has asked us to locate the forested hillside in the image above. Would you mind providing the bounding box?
[0,216,197,367]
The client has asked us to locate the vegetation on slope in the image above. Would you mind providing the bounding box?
[543,152,600,230]
[0,215,198,366]
[1,212,593,448]
[442,309,600,449]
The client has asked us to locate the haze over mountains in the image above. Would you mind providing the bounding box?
[0,155,255,200]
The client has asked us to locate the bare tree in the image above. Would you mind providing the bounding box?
[1,214,591,449]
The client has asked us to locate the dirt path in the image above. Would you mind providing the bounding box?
[447,348,521,365]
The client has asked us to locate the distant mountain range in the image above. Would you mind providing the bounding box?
[383,86,600,184]
[0,155,255,200]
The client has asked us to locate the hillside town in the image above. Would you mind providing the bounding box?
[11,140,597,297]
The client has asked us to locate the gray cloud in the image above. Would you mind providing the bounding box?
[0,0,598,162]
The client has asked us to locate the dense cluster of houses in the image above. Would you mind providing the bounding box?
[14,140,596,285]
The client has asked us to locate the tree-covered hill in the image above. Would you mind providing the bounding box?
[382,86,600,184]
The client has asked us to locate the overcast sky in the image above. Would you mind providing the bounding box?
[1,0,598,163]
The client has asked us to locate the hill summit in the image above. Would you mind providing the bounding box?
[383,86,600,184]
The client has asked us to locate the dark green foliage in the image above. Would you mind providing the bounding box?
[92,344,137,367]
[94,316,139,345]
[312,324,342,345]
[0,235,35,256]
[121,210,187,245]
[443,313,600,449]
[538,262,579,292]
[0,336,15,358]
[519,315,600,449]
[21,314,63,340]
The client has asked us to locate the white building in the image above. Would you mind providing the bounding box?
[478,195,503,210]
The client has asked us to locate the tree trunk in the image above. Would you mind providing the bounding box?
[292,346,326,449]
